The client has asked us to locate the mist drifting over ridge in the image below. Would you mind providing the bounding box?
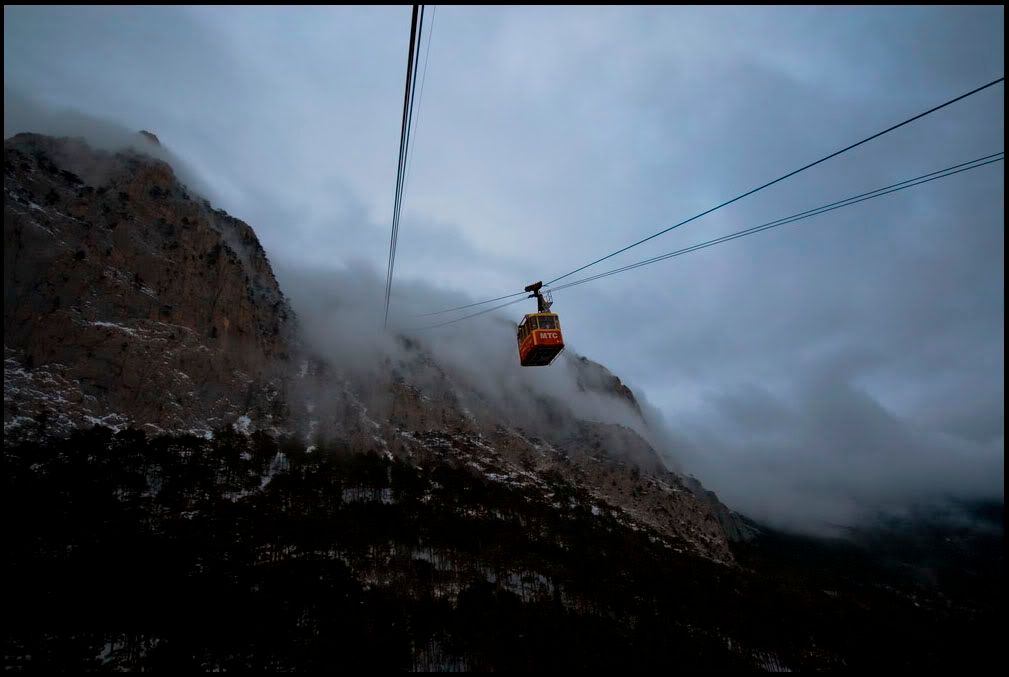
[275,259,673,454]
[276,255,1003,536]
[4,87,219,204]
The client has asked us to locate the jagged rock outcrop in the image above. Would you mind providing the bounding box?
[683,476,761,543]
[4,133,294,436]
[573,354,642,417]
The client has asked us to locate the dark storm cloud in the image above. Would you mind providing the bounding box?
[4,6,1003,533]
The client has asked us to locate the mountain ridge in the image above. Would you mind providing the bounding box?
[3,132,748,562]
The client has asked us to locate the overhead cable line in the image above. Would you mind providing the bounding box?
[549,153,1003,293]
[544,76,1004,287]
[412,296,529,330]
[414,290,528,318]
[411,152,1003,330]
[384,5,425,329]
[402,5,437,199]
[412,76,1004,319]
[399,6,425,204]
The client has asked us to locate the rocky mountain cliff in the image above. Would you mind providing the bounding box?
[4,133,294,437]
[3,132,746,561]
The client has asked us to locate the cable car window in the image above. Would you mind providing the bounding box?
[527,316,538,330]
[539,315,556,329]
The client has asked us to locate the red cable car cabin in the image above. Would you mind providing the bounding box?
[516,281,565,366]
[517,312,565,366]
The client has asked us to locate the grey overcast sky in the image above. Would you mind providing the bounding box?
[4,6,1004,531]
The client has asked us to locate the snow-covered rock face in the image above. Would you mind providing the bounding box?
[3,133,294,437]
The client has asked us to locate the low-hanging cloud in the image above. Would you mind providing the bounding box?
[277,254,1002,536]
[4,86,220,204]
[675,366,1003,534]
[276,259,659,449]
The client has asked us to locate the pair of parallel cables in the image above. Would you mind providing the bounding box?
[412,77,1004,329]
[384,5,436,328]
